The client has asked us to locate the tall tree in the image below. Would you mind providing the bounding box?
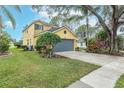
[76,25,97,46]
[83,5,124,53]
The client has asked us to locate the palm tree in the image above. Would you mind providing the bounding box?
[84,9,89,46]
[0,5,21,31]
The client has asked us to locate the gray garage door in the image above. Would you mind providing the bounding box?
[54,39,74,52]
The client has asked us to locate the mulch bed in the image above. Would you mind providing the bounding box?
[53,54,68,58]
[85,50,124,57]
[0,52,10,57]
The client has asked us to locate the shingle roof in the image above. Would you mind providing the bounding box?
[34,25,77,39]
[46,27,61,32]
[34,27,61,37]
[22,19,58,32]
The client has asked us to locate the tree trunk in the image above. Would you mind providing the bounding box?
[109,33,113,53]
[110,31,118,54]
[0,16,3,32]
[107,32,112,52]
[109,26,118,54]
[86,10,89,47]
[109,6,119,54]
[105,29,118,54]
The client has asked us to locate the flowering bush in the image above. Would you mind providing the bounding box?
[87,30,109,53]
[87,38,106,53]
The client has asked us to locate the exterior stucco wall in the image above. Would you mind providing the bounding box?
[54,28,78,50]
[34,22,53,36]
[23,24,35,46]
[23,21,53,47]
[54,28,77,40]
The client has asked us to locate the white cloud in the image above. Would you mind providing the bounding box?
[79,17,97,27]
[5,21,13,28]
[39,11,50,18]
[30,6,50,18]
[30,7,51,22]
[38,11,58,20]
[89,18,97,26]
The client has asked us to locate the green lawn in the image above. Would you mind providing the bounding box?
[115,74,124,88]
[0,49,99,88]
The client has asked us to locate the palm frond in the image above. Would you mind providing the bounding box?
[12,5,21,13]
[1,6,16,29]
[64,15,85,23]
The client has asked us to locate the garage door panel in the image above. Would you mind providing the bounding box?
[54,39,74,52]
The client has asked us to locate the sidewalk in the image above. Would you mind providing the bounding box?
[80,62,124,88]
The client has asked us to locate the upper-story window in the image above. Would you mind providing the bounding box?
[35,24,43,30]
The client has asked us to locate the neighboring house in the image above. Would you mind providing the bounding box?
[119,33,124,48]
[77,31,87,48]
[118,25,124,34]
[118,26,124,49]
[22,20,78,52]
[77,27,97,48]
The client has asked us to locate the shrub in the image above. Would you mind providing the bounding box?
[75,47,80,51]
[0,31,10,53]
[36,32,61,58]
[87,38,98,52]
[14,40,23,48]
[22,45,28,51]
[96,30,108,41]
[117,35,124,50]
[0,44,9,53]
[87,30,109,53]
[87,38,106,53]
[35,45,41,52]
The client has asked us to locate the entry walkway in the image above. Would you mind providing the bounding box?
[55,51,124,88]
[80,62,124,88]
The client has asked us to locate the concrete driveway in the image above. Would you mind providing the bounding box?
[55,51,124,88]
[55,51,124,66]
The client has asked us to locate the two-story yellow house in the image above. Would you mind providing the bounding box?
[23,20,77,52]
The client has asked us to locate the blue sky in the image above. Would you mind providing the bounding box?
[3,5,50,41]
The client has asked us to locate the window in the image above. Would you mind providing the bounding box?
[35,24,43,30]
[81,42,83,46]
[120,27,124,32]
[64,30,67,34]
[27,39,29,45]
[30,39,31,45]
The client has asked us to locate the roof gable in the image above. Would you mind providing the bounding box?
[49,26,77,38]
[34,25,77,39]
[22,20,58,32]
